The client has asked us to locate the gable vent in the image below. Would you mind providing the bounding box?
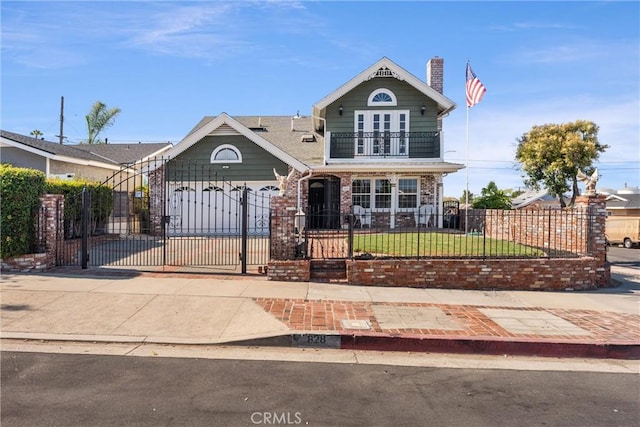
[367,66,404,81]
[209,124,241,136]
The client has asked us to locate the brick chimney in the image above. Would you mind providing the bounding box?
[426,57,444,93]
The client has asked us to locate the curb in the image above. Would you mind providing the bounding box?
[230,333,640,360]
[3,332,638,360]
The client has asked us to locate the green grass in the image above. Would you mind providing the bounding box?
[352,232,545,257]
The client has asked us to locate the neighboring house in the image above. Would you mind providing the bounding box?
[605,187,640,216]
[0,130,171,182]
[511,189,564,209]
[158,57,464,232]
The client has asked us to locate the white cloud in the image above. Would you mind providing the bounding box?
[489,21,581,32]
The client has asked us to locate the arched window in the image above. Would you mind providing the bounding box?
[367,88,397,106]
[210,144,242,163]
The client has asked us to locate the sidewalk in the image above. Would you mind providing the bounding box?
[1,266,639,359]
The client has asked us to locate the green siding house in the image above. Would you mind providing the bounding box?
[161,57,464,231]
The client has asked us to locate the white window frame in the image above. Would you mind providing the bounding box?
[397,178,420,211]
[354,110,410,156]
[352,177,420,212]
[367,88,397,106]
[210,144,242,163]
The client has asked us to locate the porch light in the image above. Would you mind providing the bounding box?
[339,105,343,116]
[420,105,426,115]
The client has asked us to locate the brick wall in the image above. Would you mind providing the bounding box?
[148,165,165,236]
[267,260,310,281]
[270,196,298,260]
[345,257,609,291]
[1,194,64,272]
[267,195,611,290]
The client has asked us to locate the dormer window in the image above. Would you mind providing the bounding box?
[210,144,242,163]
[368,88,397,107]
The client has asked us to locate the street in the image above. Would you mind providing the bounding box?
[608,246,640,268]
[2,351,638,427]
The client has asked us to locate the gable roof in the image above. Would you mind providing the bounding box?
[312,57,456,128]
[0,130,172,166]
[167,113,314,172]
[1,130,121,171]
[606,193,640,210]
[73,142,172,164]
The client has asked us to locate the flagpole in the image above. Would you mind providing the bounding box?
[465,104,469,234]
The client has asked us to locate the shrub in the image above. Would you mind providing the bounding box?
[45,179,113,238]
[0,165,46,258]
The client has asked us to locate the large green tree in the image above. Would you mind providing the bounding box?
[84,101,121,144]
[472,181,512,209]
[515,120,607,208]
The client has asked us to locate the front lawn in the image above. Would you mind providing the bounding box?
[351,232,545,258]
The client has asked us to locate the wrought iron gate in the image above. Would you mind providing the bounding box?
[59,158,272,272]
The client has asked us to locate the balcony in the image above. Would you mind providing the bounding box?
[329,132,440,159]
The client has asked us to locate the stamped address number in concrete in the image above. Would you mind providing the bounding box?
[292,334,341,348]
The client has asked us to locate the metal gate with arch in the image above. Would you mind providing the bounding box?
[62,158,274,272]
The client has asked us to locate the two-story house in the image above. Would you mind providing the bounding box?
[157,57,463,234]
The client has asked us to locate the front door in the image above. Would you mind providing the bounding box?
[308,177,341,229]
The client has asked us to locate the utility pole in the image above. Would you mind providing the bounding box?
[56,96,65,144]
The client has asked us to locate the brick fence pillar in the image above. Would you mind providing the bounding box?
[270,196,297,260]
[575,194,610,286]
[40,194,65,260]
[148,165,166,236]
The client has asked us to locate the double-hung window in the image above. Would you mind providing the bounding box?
[398,179,418,209]
[352,179,371,209]
[352,178,419,211]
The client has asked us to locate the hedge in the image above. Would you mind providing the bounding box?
[45,179,113,238]
[0,165,46,258]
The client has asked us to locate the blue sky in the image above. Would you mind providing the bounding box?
[2,1,638,198]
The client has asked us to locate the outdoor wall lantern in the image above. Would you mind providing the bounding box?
[420,105,426,115]
[339,105,343,116]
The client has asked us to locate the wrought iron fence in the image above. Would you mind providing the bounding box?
[329,132,439,158]
[287,206,592,260]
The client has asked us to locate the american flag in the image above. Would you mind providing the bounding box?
[466,62,486,108]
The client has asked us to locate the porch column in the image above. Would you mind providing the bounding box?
[387,174,399,229]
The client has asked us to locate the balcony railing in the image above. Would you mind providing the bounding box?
[329,131,440,158]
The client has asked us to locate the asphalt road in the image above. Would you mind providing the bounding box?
[2,351,638,427]
[608,245,639,267]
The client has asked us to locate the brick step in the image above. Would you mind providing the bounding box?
[310,260,347,282]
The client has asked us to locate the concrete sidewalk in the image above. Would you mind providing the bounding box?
[1,266,639,359]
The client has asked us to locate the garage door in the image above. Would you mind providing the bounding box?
[166,181,278,236]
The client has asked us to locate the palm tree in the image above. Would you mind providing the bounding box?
[30,129,43,139]
[85,101,121,144]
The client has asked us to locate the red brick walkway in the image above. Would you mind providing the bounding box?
[255,299,640,344]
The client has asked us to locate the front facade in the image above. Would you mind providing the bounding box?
[159,57,464,233]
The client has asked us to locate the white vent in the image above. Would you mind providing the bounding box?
[210,124,240,136]
[51,173,75,180]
